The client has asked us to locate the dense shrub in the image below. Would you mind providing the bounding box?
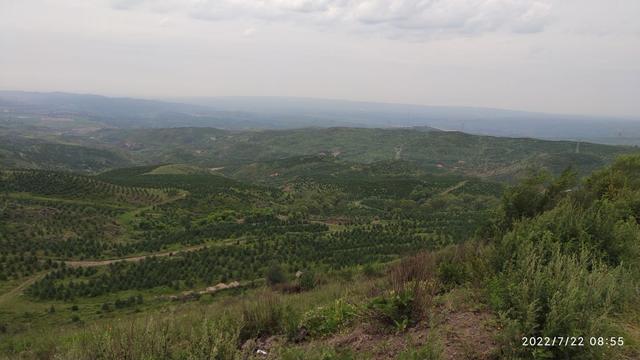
[298,270,316,291]
[488,158,640,358]
[299,299,357,338]
[366,290,416,333]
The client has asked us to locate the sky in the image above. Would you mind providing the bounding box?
[1,0,639,118]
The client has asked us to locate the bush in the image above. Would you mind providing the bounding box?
[432,242,494,289]
[490,225,634,358]
[486,159,640,359]
[266,265,287,286]
[362,263,381,278]
[436,261,467,289]
[366,290,416,333]
[299,299,357,338]
[298,271,316,291]
[389,253,437,290]
[387,252,439,326]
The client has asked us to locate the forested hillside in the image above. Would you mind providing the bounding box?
[0,136,131,172]
[79,127,630,180]
[1,119,632,179]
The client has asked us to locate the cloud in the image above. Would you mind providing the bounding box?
[110,0,148,10]
[111,0,552,37]
[243,27,256,37]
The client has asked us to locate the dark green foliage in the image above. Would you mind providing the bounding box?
[88,127,628,179]
[366,290,416,333]
[362,263,380,278]
[26,219,448,300]
[436,262,467,289]
[488,156,640,359]
[0,169,166,205]
[266,265,287,286]
[299,299,357,338]
[0,136,131,173]
[298,271,316,291]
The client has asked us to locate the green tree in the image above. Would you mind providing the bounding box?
[265,264,286,286]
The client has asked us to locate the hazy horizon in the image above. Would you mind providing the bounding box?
[2,0,639,118]
[5,89,640,122]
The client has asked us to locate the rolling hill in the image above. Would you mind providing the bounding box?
[3,91,640,145]
[82,127,634,180]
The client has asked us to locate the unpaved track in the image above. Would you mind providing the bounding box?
[65,243,209,268]
[0,272,47,306]
[0,190,197,305]
[0,243,210,305]
[438,180,469,196]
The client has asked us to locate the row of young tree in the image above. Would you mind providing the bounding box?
[1,169,167,205]
[27,222,443,300]
[3,165,500,288]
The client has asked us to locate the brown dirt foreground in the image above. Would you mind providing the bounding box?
[246,305,499,359]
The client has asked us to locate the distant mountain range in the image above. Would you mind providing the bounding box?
[2,90,640,145]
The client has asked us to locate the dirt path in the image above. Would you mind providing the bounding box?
[0,190,194,304]
[0,272,47,306]
[0,243,211,306]
[65,243,209,268]
[438,180,469,196]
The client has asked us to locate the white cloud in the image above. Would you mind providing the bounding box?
[243,27,256,36]
[111,0,552,37]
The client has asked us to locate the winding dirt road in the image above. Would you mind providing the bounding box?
[0,243,211,306]
[0,186,194,305]
[64,243,209,268]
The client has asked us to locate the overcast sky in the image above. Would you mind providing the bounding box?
[1,0,639,117]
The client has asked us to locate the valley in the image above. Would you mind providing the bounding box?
[1,115,640,359]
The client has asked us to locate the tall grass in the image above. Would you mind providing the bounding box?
[61,315,241,360]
